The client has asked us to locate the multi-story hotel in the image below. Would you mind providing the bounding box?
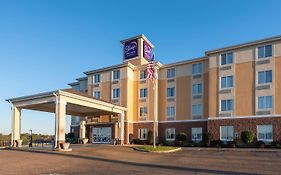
[67,34,281,144]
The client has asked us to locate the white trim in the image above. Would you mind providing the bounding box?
[158,119,207,123]
[209,114,281,120]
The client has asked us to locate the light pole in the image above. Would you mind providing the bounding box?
[29,130,32,147]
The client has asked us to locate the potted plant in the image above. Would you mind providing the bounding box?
[82,137,88,144]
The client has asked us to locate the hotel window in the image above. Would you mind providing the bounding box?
[192,127,203,142]
[221,76,233,89]
[112,88,120,99]
[192,84,202,95]
[93,91,101,99]
[257,125,273,142]
[258,70,272,84]
[166,106,175,119]
[258,96,272,110]
[139,128,148,140]
[94,74,101,84]
[220,126,234,141]
[112,70,120,80]
[166,128,175,141]
[167,87,176,97]
[139,88,148,98]
[140,70,147,80]
[221,99,233,112]
[192,104,202,116]
[258,45,272,59]
[192,63,203,75]
[167,68,175,79]
[139,107,148,118]
[221,52,233,66]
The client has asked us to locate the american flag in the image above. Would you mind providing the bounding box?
[147,54,155,82]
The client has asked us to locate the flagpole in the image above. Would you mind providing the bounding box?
[153,62,157,149]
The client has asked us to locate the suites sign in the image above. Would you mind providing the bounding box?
[124,39,138,59]
[143,40,153,60]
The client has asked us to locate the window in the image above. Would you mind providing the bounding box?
[139,107,148,118]
[73,85,80,91]
[93,91,101,99]
[220,126,234,141]
[221,76,233,89]
[112,70,120,80]
[140,70,147,80]
[192,104,202,116]
[166,128,175,140]
[167,87,176,97]
[139,128,148,140]
[166,106,175,119]
[192,127,202,142]
[257,125,273,142]
[258,70,272,84]
[221,52,233,65]
[192,63,203,75]
[258,96,272,110]
[140,88,148,98]
[221,99,233,112]
[258,45,272,59]
[192,84,202,95]
[112,88,120,99]
[94,74,100,84]
[167,68,175,78]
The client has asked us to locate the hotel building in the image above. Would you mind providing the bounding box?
[66,34,281,144]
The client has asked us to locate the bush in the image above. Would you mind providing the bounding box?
[226,141,237,148]
[163,141,175,146]
[210,140,223,148]
[129,134,134,144]
[257,141,265,148]
[241,131,255,144]
[202,133,213,147]
[176,132,187,142]
[271,141,281,148]
[147,131,154,145]
[131,139,145,145]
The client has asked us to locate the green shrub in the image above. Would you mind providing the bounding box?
[271,141,281,148]
[176,132,187,142]
[257,141,265,148]
[202,133,213,146]
[241,130,255,144]
[163,141,175,146]
[129,134,134,144]
[131,139,145,145]
[226,141,237,148]
[147,131,154,145]
[210,140,223,148]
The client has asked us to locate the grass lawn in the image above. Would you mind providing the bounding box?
[136,145,179,152]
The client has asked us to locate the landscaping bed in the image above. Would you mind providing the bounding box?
[134,145,181,153]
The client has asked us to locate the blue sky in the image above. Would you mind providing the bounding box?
[0,0,281,135]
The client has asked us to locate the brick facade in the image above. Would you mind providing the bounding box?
[208,116,281,141]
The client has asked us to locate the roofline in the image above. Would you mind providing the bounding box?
[84,62,135,75]
[6,90,58,103]
[68,82,79,86]
[205,34,281,55]
[76,77,87,81]
[161,56,207,68]
[120,34,154,48]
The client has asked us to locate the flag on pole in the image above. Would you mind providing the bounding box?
[147,51,155,82]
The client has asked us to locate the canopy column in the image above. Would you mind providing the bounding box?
[11,105,21,147]
[55,97,66,149]
[119,112,125,145]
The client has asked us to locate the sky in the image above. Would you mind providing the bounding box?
[0,0,281,135]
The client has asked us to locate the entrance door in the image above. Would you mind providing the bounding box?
[92,127,112,144]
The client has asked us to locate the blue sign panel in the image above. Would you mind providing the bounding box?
[124,39,138,59]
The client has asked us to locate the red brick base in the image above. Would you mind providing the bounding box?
[208,116,281,141]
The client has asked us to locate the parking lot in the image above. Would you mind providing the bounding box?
[0,144,280,175]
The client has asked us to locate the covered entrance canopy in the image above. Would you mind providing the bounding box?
[6,89,127,148]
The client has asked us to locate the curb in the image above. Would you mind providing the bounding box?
[181,147,281,152]
[133,147,182,153]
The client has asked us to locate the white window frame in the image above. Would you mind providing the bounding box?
[220,126,234,141]
[166,106,176,120]
[140,70,147,80]
[139,128,148,140]
[257,125,273,142]
[258,96,273,110]
[220,99,233,112]
[192,104,202,116]
[220,76,234,89]
[166,128,175,141]
[139,88,148,99]
[139,107,148,118]
[167,68,176,79]
[192,83,202,95]
[93,74,101,84]
[192,63,203,75]
[112,88,120,99]
[220,52,234,66]
[257,44,273,59]
[166,87,176,98]
[258,70,272,85]
[93,91,101,99]
[112,70,120,80]
[191,127,203,142]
